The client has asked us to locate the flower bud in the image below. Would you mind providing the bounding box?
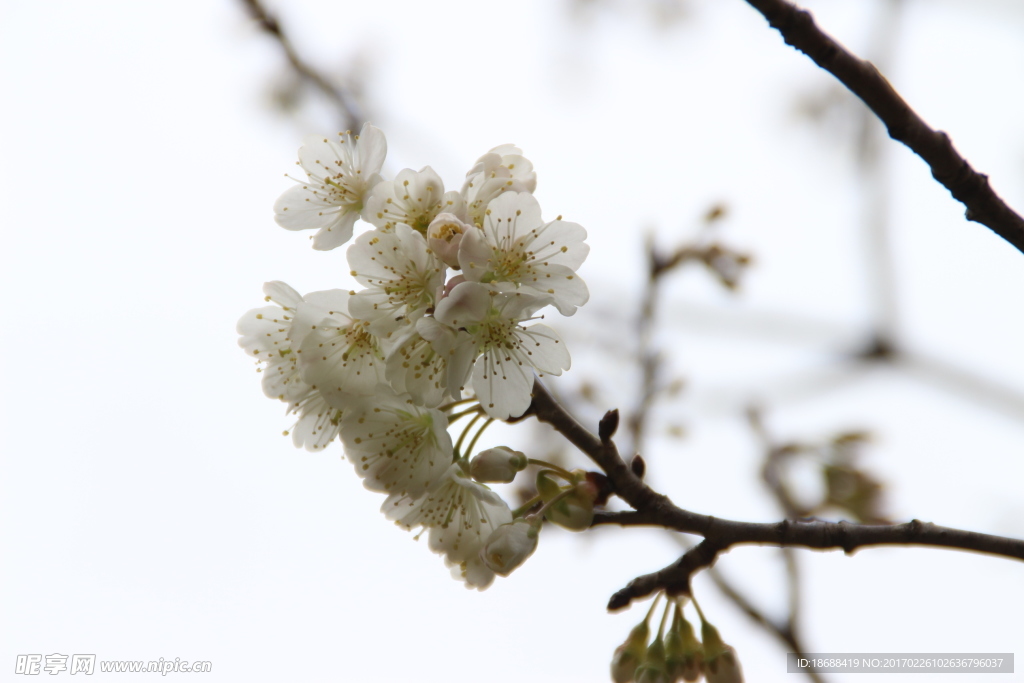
[610,621,650,683]
[700,619,743,683]
[479,518,539,576]
[541,470,598,531]
[536,470,563,502]
[427,213,472,268]
[665,607,703,682]
[470,446,527,483]
[635,636,669,683]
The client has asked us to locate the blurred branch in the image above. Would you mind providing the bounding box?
[240,0,364,131]
[705,561,826,683]
[627,224,750,455]
[854,0,904,347]
[744,0,1024,255]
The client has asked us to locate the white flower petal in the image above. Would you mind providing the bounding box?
[299,321,386,399]
[347,225,445,337]
[383,464,512,564]
[286,390,344,452]
[342,393,453,497]
[458,192,590,315]
[362,167,447,234]
[274,125,387,250]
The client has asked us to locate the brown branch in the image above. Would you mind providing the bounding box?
[744,0,1024,255]
[240,0,364,131]
[596,512,1024,609]
[526,378,1024,610]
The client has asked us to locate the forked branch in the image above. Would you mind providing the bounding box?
[524,377,1024,611]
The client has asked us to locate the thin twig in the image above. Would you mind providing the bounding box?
[744,0,1024,254]
[748,408,822,681]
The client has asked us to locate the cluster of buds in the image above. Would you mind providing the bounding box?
[611,595,743,683]
[238,124,591,589]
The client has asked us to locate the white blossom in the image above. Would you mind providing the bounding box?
[461,144,536,227]
[464,144,537,193]
[434,281,571,419]
[383,463,512,587]
[362,167,462,235]
[237,281,310,403]
[341,391,453,497]
[274,124,387,250]
[283,389,344,452]
[384,317,463,408]
[459,191,590,316]
[236,281,303,360]
[297,290,387,404]
[426,212,474,269]
[445,555,497,591]
[347,225,446,338]
[237,282,347,451]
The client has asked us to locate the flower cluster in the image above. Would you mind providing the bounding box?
[611,595,743,683]
[238,125,590,588]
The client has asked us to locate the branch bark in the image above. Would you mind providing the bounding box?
[524,377,1024,611]
[743,0,1024,255]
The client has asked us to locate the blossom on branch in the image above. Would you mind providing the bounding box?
[384,463,513,589]
[347,224,446,339]
[242,126,590,588]
[274,124,387,250]
[459,191,590,316]
[434,281,571,419]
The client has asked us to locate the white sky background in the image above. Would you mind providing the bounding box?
[2,0,1024,681]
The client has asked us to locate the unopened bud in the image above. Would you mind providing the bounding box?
[599,408,620,442]
[610,621,650,683]
[700,618,743,683]
[541,470,598,531]
[470,446,527,483]
[536,470,563,502]
[426,212,472,268]
[479,518,539,576]
[635,636,668,683]
[666,608,703,682]
[631,454,646,480]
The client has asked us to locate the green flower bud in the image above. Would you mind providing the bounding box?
[469,446,527,483]
[536,470,563,501]
[700,618,743,683]
[479,518,539,576]
[610,621,650,683]
[635,636,669,683]
[536,469,598,531]
[665,608,703,682]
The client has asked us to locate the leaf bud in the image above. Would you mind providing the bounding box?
[631,454,646,480]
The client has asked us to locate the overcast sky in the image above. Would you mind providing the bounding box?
[3,0,1024,681]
